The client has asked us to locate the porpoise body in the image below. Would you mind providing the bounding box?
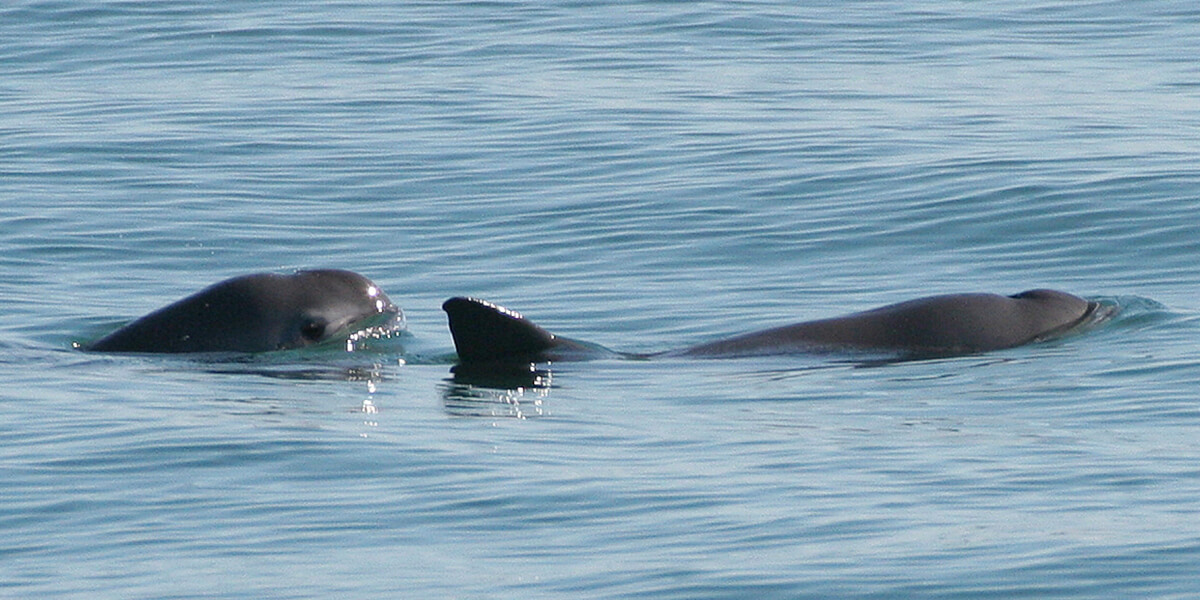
[442,290,1099,365]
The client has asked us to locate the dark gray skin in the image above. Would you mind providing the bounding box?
[442,290,1099,365]
[84,270,400,353]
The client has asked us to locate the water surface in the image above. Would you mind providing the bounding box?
[3,1,1200,598]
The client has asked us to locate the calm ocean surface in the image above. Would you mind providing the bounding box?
[4,1,1200,598]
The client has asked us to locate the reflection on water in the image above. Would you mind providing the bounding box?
[440,363,552,418]
[201,363,392,383]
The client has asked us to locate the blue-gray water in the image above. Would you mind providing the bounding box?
[4,1,1200,598]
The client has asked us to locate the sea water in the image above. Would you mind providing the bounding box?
[3,1,1200,598]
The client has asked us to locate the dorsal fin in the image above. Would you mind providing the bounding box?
[442,297,558,363]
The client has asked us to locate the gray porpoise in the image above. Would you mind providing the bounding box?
[84,269,400,353]
[442,290,1099,365]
